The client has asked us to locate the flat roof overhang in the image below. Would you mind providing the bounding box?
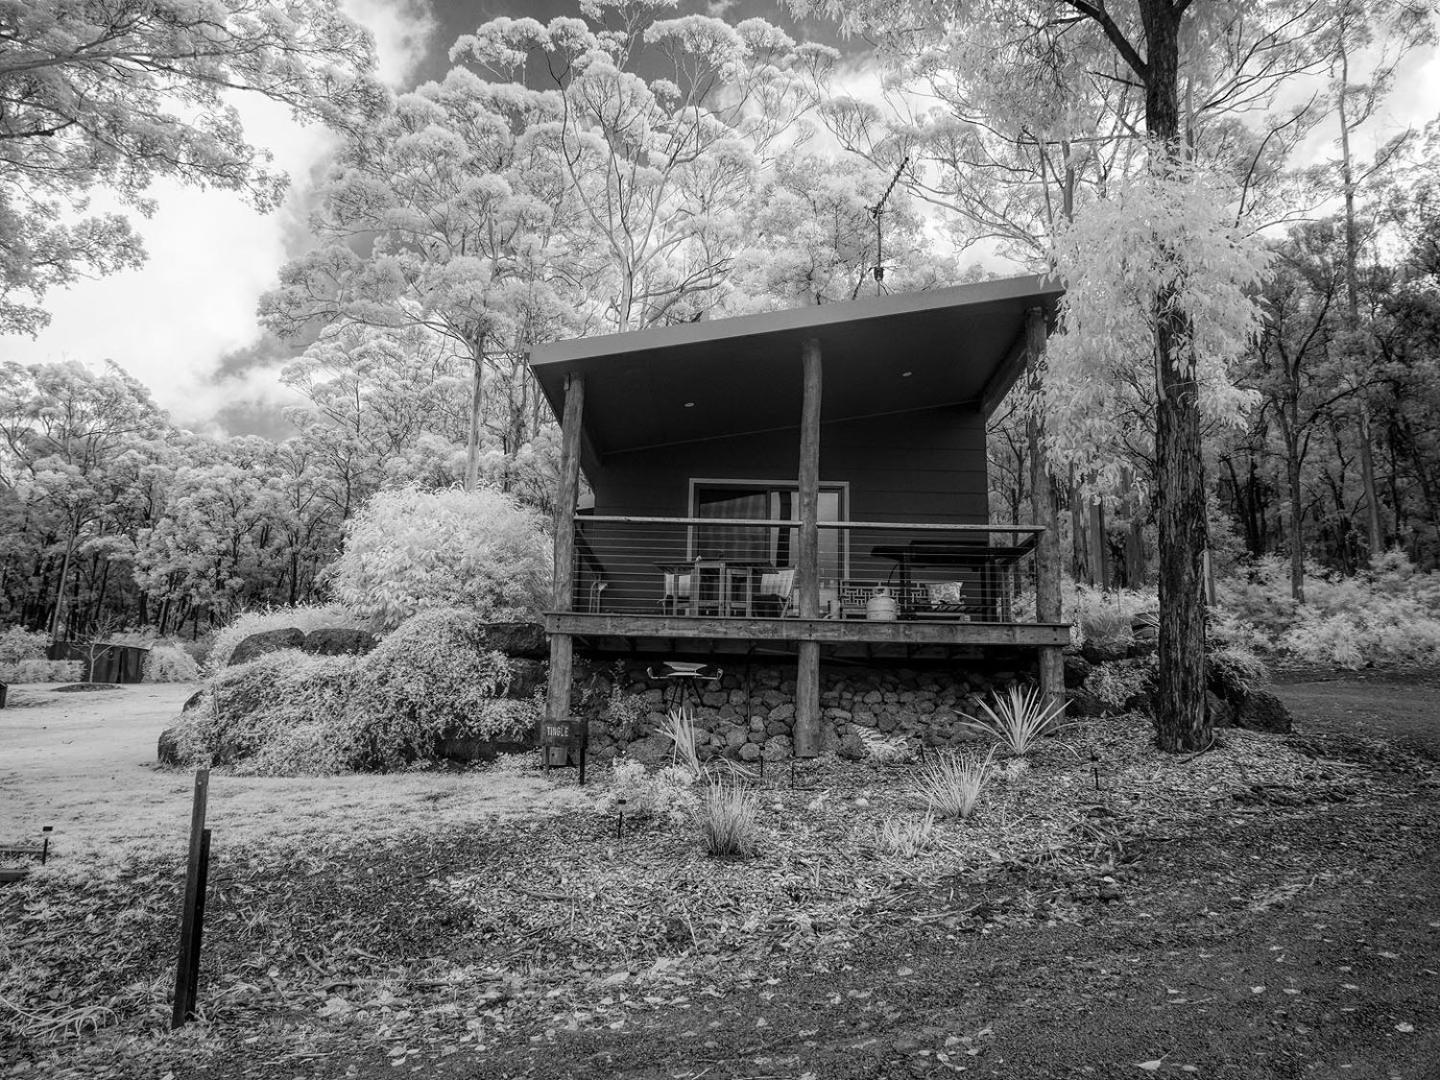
[529,274,1063,474]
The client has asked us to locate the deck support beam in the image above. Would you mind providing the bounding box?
[545,373,586,760]
[794,337,823,757]
[1025,308,1065,711]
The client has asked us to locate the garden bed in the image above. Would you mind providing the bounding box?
[5,696,1436,1078]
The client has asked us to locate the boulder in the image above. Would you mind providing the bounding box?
[1065,688,1108,719]
[1080,640,1130,665]
[1235,689,1292,734]
[478,622,547,659]
[761,734,793,761]
[1063,653,1093,688]
[182,689,205,712]
[626,732,673,766]
[1207,690,1235,729]
[157,725,183,765]
[838,731,867,761]
[301,628,378,657]
[229,628,304,667]
[435,735,533,762]
[738,741,761,762]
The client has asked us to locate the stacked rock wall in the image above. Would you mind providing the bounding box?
[579,657,1037,763]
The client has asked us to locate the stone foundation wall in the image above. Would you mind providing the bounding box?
[578,657,1037,763]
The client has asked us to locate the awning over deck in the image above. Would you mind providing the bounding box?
[529,274,1063,473]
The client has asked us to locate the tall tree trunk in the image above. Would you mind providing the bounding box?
[47,516,79,640]
[1337,41,1385,558]
[1140,0,1209,752]
[1282,425,1306,603]
[464,346,485,493]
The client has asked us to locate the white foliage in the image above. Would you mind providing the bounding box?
[326,484,550,630]
[1044,159,1271,497]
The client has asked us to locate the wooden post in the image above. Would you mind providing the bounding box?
[545,374,585,766]
[794,338,823,757]
[1024,308,1065,712]
[172,768,210,1028]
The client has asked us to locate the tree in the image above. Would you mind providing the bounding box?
[325,485,551,630]
[0,0,381,335]
[797,0,1295,751]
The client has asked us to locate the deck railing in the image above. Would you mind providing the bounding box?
[568,516,1044,624]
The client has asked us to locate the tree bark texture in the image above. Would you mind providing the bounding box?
[794,338,823,757]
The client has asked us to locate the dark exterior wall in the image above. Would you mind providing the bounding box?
[576,405,990,614]
[588,404,989,522]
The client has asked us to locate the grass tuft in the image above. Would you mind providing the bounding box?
[659,705,702,777]
[874,812,938,857]
[915,747,995,820]
[696,780,760,859]
[961,684,1068,757]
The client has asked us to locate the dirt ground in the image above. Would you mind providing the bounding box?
[0,683,586,862]
[3,675,1438,1079]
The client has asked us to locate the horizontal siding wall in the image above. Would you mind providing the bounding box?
[590,406,989,524]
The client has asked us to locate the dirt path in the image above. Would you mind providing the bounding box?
[0,682,589,863]
[1271,669,1440,759]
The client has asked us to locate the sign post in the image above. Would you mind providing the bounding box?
[541,719,587,784]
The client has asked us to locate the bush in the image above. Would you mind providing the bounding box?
[173,651,360,773]
[144,644,200,683]
[326,484,551,630]
[960,684,1068,756]
[0,626,49,664]
[915,748,995,820]
[0,659,83,684]
[206,603,367,672]
[1086,656,1158,711]
[1216,551,1440,668]
[351,608,534,769]
[695,780,760,859]
[604,759,700,824]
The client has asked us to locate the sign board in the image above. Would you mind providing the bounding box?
[541,719,586,774]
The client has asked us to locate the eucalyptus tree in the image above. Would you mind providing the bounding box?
[795,0,1301,751]
[0,0,381,336]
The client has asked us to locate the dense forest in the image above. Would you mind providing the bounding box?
[2,2,1439,641]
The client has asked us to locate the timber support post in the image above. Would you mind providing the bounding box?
[545,373,585,766]
[1024,308,1065,712]
[794,337,823,757]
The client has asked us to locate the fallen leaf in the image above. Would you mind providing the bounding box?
[1135,1059,1166,1072]
[1396,1022,1414,1033]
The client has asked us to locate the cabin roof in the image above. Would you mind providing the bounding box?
[529,274,1063,470]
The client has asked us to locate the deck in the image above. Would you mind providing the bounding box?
[557,516,1068,658]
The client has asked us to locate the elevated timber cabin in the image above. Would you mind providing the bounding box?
[531,274,1069,757]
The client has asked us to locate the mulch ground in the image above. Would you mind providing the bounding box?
[3,677,1438,1080]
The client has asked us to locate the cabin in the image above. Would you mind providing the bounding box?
[530,274,1069,759]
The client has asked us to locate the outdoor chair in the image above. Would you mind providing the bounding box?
[753,567,796,618]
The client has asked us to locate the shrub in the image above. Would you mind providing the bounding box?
[326,484,551,630]
[0,659,83,683]
[915,748,995,820]
[206,603,366,672]
[144,644,200,683]
[696,780,760,859]
[961,684,1068,756]
[604,759,699,824]
[1207,641,1269,700]
[174,651,360,772]
[1086,656,1158,711]
[351,608,533,769]
[0,626,49,664]
[853,726,917,764]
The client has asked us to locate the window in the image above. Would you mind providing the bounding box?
[690,480,846,573]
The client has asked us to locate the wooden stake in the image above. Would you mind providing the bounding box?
[172,769,210,1028]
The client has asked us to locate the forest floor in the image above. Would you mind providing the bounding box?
[1,672,1438,1080]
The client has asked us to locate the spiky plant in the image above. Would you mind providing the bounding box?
[696,780,760,859]
[960,684,1068,757]
[915,747,995,820]
[658,705,702,778]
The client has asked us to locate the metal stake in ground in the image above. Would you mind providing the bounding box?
[172,768,211,1028]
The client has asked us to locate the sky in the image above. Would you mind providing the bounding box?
[3,2,1438,438]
